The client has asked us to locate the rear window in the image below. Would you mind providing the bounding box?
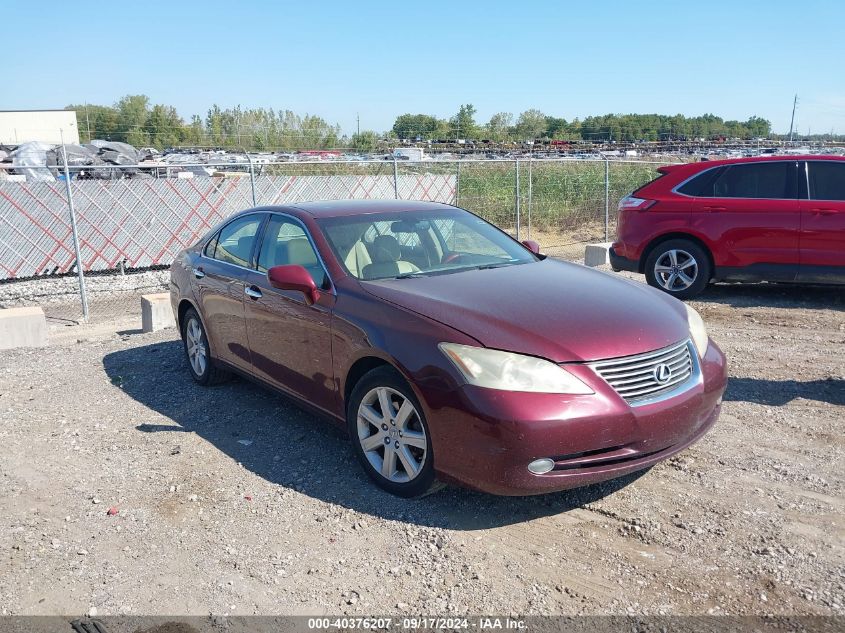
[676,167,725,196]
[709,162,793,199]
[808,161,845,201]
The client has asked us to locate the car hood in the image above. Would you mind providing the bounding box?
[361,259,691,363]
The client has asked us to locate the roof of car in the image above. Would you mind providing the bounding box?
[681,154,845,171]
[288,199,458,218]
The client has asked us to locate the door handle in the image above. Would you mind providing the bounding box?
[703,206,726,213]
[809,208,837,216]
[193,267,205,279]
[244,285,263,299]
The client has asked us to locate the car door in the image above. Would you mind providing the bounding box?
[692,161,800,280]
[798,160,845,282]
[192,213,265,370]
[242,213,337,411]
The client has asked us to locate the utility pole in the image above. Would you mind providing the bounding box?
[84,102,91,142]
[356,113,360,137]
[788,94,798,142]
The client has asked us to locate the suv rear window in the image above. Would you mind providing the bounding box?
[710,162,792,199]
[676,167,725,196]
[808,161,845,201]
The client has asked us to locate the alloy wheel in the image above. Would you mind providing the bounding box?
[356,386,427,483]
[185,317,207,376]
[654,249,698,291]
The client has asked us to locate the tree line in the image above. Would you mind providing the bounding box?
[66,96,801,152]
[392,105,774,142]
[66,95,343,151]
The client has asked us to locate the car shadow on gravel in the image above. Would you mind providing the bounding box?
[697,282,844,310]
[726,377,845,406]
[103,340,646,530]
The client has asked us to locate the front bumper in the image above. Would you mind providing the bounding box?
[423,341,727,496]
[609,245,639,273]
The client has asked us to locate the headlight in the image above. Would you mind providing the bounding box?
[438,343,593,394]
[685,304,709,357]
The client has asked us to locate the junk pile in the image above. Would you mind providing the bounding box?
[0,140,147,182]
[0,142,285,182]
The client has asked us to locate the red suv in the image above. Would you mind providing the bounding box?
[610,155,845,298]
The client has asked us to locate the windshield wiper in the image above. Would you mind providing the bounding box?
[389,261,519,279]
[475,261,518,270]
[393,271,431,279]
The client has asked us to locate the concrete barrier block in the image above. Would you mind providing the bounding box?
[584,242,612,267]
[0,306,48,350]
[141,293,174,333]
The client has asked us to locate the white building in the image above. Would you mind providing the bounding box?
[0,110,80,145]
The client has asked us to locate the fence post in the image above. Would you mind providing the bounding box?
[455,161,460,206]
[527,157,533,240]
[393,157,399,199]
[246,152,257,206]
[514,159,521,240]
[604,158,610,241]
[60,136,89,322]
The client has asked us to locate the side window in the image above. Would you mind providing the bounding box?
[677,167,724,197]
[711,162,791,199]
[808,162,845,201]
[204,232,219,257]
[257,216,327,288]
[212,215,263,267]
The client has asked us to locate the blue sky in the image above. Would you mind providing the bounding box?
[4,0,844,135]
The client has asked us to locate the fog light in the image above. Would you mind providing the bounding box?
[527,458,555,475]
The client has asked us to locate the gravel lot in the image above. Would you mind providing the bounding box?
[0,274,842,617]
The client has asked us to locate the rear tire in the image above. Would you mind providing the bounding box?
[644,239,711,299]
[347,366,438,498]
[181,308,229,386]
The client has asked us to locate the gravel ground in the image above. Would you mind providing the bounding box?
[0,274,842,617]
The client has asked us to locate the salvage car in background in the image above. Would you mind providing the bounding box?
[170,200,727,497]
[611,156,845,298]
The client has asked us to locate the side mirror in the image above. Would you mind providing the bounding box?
[267,265,320,305]
[521,239,540,255]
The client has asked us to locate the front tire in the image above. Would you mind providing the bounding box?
[347,366,437,498]
[644,239,711,299]
[181,308,229,385]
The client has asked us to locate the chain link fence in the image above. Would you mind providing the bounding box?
[519,159,663,259]
[0,156,675,325]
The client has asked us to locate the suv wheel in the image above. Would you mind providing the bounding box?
[347,366,439,498]
[644,239,711,299]
[182,308,229,385]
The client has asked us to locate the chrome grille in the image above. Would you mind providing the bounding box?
[589,340,696,404]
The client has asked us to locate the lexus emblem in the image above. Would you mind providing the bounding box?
[653,363,672,384]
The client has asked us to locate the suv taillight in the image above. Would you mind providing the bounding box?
[618,195,656,211]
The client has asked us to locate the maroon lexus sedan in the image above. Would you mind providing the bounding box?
[170,200,727,497]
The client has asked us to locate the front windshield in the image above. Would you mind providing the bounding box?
[318,208,538,281]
